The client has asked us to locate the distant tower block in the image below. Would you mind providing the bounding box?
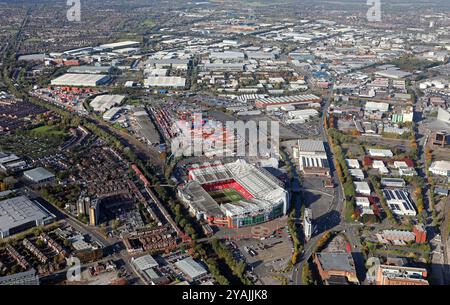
[430,21,435,28]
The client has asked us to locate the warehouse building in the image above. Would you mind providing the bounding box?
[0,269,39,285]
[67,66,112,75]
[382,189,417,216]
[429,160,450,177]
[51,73,110,87]
[296,140,330,177]
[175,257,208,282]
[145,59,190,70]
[368,149,393,158]
[90,95,125,113]
[0,196,56,238]
[23,167,55,184]
[381,178,406,188]
[99,41,140,51]
[255,94,321,110]
[354,182,371,196]
[144,76,186,89]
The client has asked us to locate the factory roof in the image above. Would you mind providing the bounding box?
[23,167,55,183]
[316,252,356,273]
[132,255,159,271]
[144,76,186,88]
[90,95,125,112]
[99,41,140,50]
[175,257,208,280]
[0,196,54,234]
[51,73,109,87]
[298,140,326,153]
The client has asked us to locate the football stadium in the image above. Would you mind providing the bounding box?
[178,159,290,229]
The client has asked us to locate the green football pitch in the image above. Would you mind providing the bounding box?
[222,189,245,202]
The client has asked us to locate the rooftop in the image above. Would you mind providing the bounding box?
[316,252,356,273]
[175,257,207,280]
[23,167,55,182]
[0,196,55,233]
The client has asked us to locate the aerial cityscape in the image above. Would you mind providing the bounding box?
[0,0,450,292]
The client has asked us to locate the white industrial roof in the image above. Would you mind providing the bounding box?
[175,257,207,280]
[51,73,109,87]
[298,140,326,153]
[90,95,125,112]
[24,167,55,182]
[256,94,321,105]
[132,255,159,271]
[144,76,186,88]
[0,196,54,233]
[99,41,140,49]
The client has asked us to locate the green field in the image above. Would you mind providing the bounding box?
[30,125,67,137]
[223,189,244,203]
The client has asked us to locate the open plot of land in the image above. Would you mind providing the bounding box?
[30,125,68,137]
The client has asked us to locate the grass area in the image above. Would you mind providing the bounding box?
[223,189,245,203]
[31,125,67,137]
[0,133,64,159]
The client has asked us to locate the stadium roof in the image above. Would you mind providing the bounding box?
[185,160,288,217]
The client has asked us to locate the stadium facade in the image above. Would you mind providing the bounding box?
[178,160,290,229]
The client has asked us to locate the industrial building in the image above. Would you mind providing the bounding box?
[102,107,123,121]
[296,140,330,177]
[313,252,359,285]
[255,94,321,110]
[0,269,39,285]
[0,196,56,238]
[368,149,393,158]
[90,95,125,113]
[145,59,190,70]
[23,167,55,184]
[67,66,112,75]
[178,159,289,228]
[175,257,208,282]
[376,265,429,285]
[381,178,406,188]
[144,76,186,88]
[51,73,110,87]
[429,160,450,177]
[437,107,450,124]
[99,41,140,51]
[354,182,371,196]
[382,189,417,216]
